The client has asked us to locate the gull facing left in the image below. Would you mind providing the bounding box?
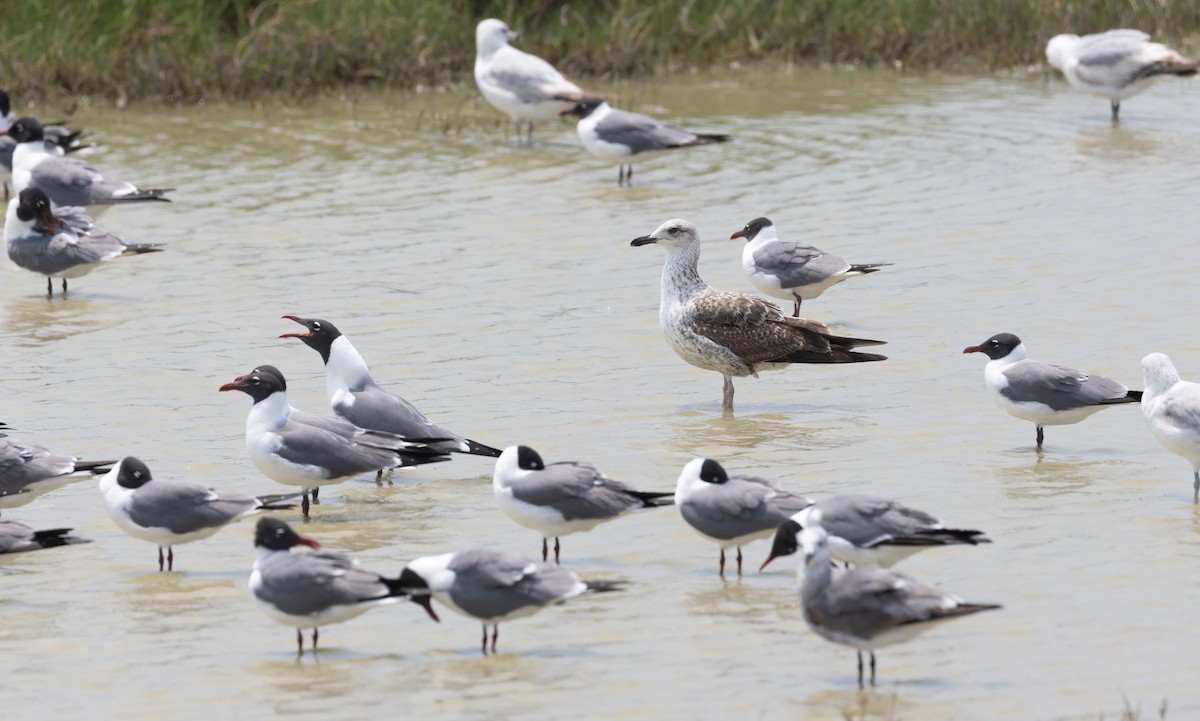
[632,219,887,411]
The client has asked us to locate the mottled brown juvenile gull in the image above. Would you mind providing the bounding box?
[631,219,887,411]
[963,332,1141,450]
[794,523,1000,687]
[1140,353,1200,502]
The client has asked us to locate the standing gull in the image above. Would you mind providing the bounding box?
[219,365,449,518]
[474,18,586,145]
[562,97,729,185]
[399,548,623,655]
[493,444,673,563]
[632,219,886,411]
[5,188,163,296]
[963,332,1141,450]
[759,494,990,570]
[1140,353,1200,502]
[674,458,813,577]
[99,456,298,571]
[0,92,89,187]
[0,433,113,509]
[730,217,890,317]
[250,518,433,655]
[0,518,89,554]
[793,523,1000,687]
[1046,29,1200,122]
[280,316,501,459]
[4,117,172,206]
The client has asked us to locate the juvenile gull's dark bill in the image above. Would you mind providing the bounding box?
[1140,353,1200,502]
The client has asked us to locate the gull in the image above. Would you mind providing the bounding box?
[474,18,585,145]
[0,92,89,186]
[99,456,299,571]
[674,458,813,577]
[963,332,1141,450]
[0,432,113,509]
[759,494,990,570]
[0,517,89,554]
[562,97,729,185]
[5,188,163,296]
[730,217,890,317]
[794,523,1000,687]
[280,316,501,459]
[4,116,172,206]
[398,547,622,655]
[632,219,887,411]
[492,444,673,563]
[250,518,433,655]
[219,365,450,518]
[1140,353,1200,502]
[1046,29,1200,122]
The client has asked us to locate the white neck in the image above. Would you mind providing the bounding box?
[989,342,1027,370]
[247,391,291,435]
[326,335,373,400]
[799,547,832,606]
[3,199,32,241]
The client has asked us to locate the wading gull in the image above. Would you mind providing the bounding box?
[1140,353,1200,502]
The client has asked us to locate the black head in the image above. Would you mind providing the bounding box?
[963,332,1022,361]
[698,458,728,485]
[219,365,287,402]
[254,517,319,550]
[280,316,342,364]
[560,96,604,119]
[397,566,440,622]
[730,217,773,242]
[116,457,153,490]
[6,116,43,143]
[759,519,803,571]
[0,90,10,118]
[516,445,545,471]
[14,188,59,230]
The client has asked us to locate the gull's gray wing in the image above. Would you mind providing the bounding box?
[1001,360,1132,410]
[814,567,992,640]
[126,480,259,535]
[509,462,647,521]
[334,382,470,454]
[681,475,813,541]
[255,550,391,615]
[0,519,86,553]
[751,241,851,289]
[483,46,581,103]
[29,156,138,206]
[445,548,582,620]
[1073,30,1183,86]
[814,495,941,547]
[0,437,76,493]
[594,107,705,153]
[273,418,405,479]
[6,223,125,275]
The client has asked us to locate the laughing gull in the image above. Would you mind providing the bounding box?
[794,523,1000,687]
[5,188,163,295]
[398,548,623,655]
[251,518,432,655]
[675,458,813,578]
[99,456,299,571]
[963,333,1141,450]
[0,517,89,554]
[493,445,673,563]
[4,117,172,206]
[1140,353,1200,502]
[280,316,501,459]
[632,219,887,411]
[0,433,112,509]
[474,18,585,145]
[759,495,990,571]
[220,365,450,518]
[1046,29,1200,122]
[0,93,89,182]
[730,217,890,317]
[562,98,729,185]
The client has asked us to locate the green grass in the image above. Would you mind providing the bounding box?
[2,0,1199,102]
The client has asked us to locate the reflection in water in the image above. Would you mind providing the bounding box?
[993,452,1133,498]
[2,295,111,345]
[667,410,861,456]
[1073,123,1162,160]
[118,572,241,623]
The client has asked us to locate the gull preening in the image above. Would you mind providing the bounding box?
[398,547,623,655]
[964,333,1142,450]
[562,97,729,185]
[98,457,299,571]
[794,523,1000,687]
[5,188,163,296]
[1045,29,1200,122]
[632,219,887,411]
[730,217,890,317]
[1140,353,1200,502]
[0,518,89,554]
[492,444,673,563]
[474,18,586,145]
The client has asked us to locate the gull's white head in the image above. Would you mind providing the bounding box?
[798,525,829,571]
[631,219,701,251]
[1142,353,1182,396]
[1045,34,1081,71]
[476,19,517,58]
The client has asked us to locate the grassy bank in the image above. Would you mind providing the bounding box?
[2,0,1199,102]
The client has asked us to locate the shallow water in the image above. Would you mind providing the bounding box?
[2,67,1198,719]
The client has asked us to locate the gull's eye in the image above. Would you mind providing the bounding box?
[312,322,322,331]
[989,340,999,347]
[250,376,261,385]
[668,226,679,235]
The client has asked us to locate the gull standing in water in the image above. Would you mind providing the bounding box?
[963,333,1141,450]
[562,97,729,185]
[1045,29,1200,122]
[632,219,886,411]
[5,188,163,296]
[1140,353,1200,502]
[730,217,890,316]
[474,18,586,145]
[794,523,1000,687]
